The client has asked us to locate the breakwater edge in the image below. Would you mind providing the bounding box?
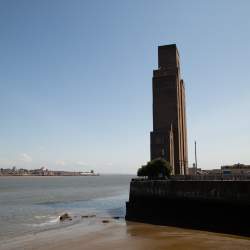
[126,179,250,236]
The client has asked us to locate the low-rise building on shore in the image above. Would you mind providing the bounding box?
[187,163,250,179]
[0,167,99,176]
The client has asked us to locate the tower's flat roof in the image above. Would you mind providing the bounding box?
[158,44,179,55]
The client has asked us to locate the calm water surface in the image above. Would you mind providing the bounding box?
[0,175,133,240]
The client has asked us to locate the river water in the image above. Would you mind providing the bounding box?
[0,175,133,240]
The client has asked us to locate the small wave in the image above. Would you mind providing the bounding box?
[36,201,67,205]
[34,215,48,219]
[36,199,89,206]
[31,216,60,227]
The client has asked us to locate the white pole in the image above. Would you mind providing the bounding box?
[195,141,198,175]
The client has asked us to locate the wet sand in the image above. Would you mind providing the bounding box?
[1,218,250,250]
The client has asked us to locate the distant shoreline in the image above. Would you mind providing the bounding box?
[0,167,100,177]
[0,174,100,177]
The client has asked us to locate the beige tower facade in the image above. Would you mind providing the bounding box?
[150,44,188,175]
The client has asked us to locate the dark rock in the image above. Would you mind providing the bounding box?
[102,220,109,223]
[59,213,71,221]
[81,214,96,219]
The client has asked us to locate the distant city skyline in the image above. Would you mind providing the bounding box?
[0,0,250,173]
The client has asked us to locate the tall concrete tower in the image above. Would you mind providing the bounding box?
[150,44,188,175]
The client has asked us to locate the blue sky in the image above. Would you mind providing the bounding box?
[0,0,249,173]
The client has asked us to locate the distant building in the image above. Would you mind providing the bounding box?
[190,163,250,178]
[188,167,203,175]
[221,163,250,176]
[203,169,222,175]
[150,44,188,175]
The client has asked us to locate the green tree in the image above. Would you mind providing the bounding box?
[137,158,172,179]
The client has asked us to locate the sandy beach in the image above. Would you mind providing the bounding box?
[1,218,250,250]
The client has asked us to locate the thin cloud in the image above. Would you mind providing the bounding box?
[55,160,66,166]
[104,162,113,166]
[20,153,32,163]
[75,161,88,166]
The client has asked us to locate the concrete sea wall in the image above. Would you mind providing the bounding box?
[126,179,250,236]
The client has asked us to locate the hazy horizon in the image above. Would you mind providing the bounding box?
[1,0,250,174]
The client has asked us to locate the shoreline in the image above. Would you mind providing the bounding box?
[0,175,100,177]
[1,218,250,250]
